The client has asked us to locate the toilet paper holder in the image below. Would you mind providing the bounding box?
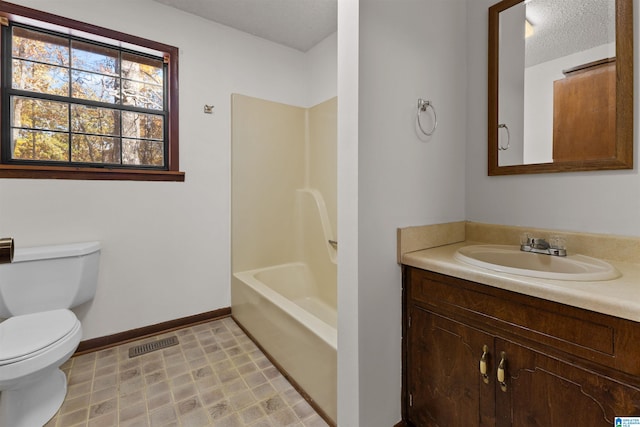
[0,237,14,264]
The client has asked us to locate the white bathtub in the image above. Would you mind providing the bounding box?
[232,262,337,424]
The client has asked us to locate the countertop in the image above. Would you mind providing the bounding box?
[402,241,640,323]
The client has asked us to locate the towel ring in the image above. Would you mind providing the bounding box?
[498,123,510,151]
[417,99,437,136]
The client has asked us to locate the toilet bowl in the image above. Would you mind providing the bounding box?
[0,242,100,427]
[0,309,82,427]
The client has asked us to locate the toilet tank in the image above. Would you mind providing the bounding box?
[0,241,100,317]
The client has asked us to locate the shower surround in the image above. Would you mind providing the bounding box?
[231,94,337,424]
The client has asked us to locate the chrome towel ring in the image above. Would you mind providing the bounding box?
[417,98,437,136]
[498,123,510,151]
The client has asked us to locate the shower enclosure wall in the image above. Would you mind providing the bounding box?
[231,94,337,424]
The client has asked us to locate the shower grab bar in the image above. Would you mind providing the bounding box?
[417,98,437,136]
[297,189,337,264]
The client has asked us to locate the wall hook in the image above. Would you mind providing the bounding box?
[204,105,215,114]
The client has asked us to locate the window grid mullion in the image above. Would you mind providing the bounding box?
[119,50,124,166]
[67,36,72,163]
[67,100,72,164]
[7,88,164,117]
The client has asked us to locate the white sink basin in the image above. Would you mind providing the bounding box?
[454,245,620,281]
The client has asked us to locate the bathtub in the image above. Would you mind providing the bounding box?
[232,262,337,424]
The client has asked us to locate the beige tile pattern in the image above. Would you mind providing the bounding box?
[44,317,330,427]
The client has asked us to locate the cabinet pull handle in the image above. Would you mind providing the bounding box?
[479,344,489,384]
[497,351,507,392]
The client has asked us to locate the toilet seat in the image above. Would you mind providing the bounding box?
[0,309,79,366]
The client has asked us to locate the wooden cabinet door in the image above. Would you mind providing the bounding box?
[495,338,640,427]
[407,307,496,427]
[553,60,616,162]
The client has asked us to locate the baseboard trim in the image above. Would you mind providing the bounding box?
[74,307,231,356]
[232,315,337,427]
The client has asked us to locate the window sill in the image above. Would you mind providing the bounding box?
[0,164,185,182]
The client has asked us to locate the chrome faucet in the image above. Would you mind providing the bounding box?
[520,234,566,257]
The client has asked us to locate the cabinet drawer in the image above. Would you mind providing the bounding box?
[407,267,640,377]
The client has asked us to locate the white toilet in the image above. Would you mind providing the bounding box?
[0,241,100,427]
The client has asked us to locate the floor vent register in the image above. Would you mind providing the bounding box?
[128,335,179,358]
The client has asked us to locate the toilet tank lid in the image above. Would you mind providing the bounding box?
[12,241,101,263]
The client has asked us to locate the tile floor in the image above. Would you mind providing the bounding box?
[44,317,330,427]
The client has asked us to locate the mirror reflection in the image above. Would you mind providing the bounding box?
[488,0,633,175]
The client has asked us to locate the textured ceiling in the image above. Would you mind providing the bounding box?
[525,0,616,67]
[152,0,613,63]
[152,0,337,52]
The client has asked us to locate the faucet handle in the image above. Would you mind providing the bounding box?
[549,235,566,250]
[519,232,532,246]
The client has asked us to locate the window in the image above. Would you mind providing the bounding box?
[0,3,183,181]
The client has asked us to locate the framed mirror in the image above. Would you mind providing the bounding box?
[488,0,633,175]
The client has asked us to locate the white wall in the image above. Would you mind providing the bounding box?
[307,32,338,107]
[0,0,335,340]
[336,0,360,425]
[356,0,467,425]
[466,0,640,237]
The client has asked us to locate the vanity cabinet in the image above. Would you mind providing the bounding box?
[402,267,640,427]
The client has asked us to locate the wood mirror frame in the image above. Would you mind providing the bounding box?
[488,0,633,175]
